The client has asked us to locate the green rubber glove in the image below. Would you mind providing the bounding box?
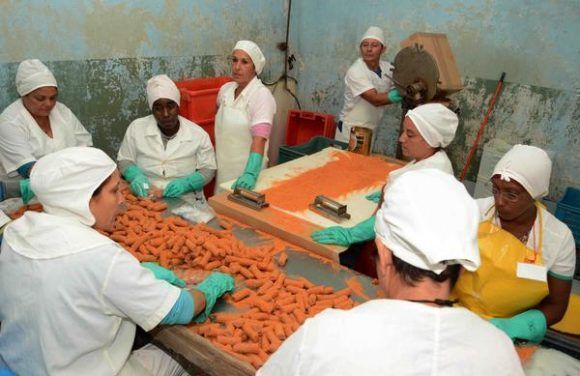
[163,172,205,198]
[490,309,547,343]
[365,191,381,203]
[311,216,376,246]
[20,179,35,204]
[232,152,263,190]
[123,164,150,197]
[193,272,235,323]
[142,262,186,288]
[387,89,403,103]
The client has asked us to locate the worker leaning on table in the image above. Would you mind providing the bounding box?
[0,59,92,204]
[312,103,458,246]
[335,26,403,147]
[118,74,216,199]
[214,40,276,192]
[259,169,524,375]
[454,145,576,343]
[0,147,233,376]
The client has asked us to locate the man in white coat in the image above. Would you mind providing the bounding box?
[259,169,524,376]
[118,74,216,200]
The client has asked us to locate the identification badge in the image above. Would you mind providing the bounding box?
[517,262,547,282]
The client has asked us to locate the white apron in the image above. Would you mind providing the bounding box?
[214,94,268,192]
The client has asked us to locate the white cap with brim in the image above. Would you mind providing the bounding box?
[360,26,385,45]
[375,169,480,274]
[492,144,552,199]
[233,40,266,75]
[16,59,58,97]
[405,103,459,148]
[146,74,181,110]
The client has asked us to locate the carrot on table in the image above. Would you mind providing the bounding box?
[277,252,288,266]
[231,289,253,302]
[241,322,259,342]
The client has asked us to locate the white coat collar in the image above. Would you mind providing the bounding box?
[4,211,114,259]
[234,76,262,101]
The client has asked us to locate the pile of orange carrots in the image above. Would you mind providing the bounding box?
[11,192,361,369]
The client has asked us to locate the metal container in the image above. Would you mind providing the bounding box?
[348,126,372,155]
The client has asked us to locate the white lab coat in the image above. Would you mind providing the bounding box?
[214,76,276,191]
[0,211,181,376]
[258,299,524,376]
[0,99,92,176]
[478,196,576,278]
[117,115,216,190]
[336,58,394,145]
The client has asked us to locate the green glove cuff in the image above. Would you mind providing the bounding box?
[244,152,264,177]
[349,215,376,243]
[194,272,235,323]
[184,171,206,191]
[122,164,146,183]
[19,179,35,205]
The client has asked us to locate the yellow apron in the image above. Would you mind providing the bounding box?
[453,203,549,319]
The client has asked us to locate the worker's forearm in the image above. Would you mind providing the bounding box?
[361,90,390,107]
[250,136,267,155]
[535,275,571,325]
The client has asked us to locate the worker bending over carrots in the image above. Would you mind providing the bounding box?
[0,147,233,375]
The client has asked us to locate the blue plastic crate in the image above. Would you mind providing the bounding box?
[555,187,580,248]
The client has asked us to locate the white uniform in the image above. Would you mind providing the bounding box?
[0,211,181,376]
[117,114,216,190]
[258,300,524,376]
[336,58,394,144]
[214,76,276,190]
[387,150,453,188]
[0,99,92,176]
[477,196,576,279]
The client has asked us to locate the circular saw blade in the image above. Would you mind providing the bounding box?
[392,45,439,102]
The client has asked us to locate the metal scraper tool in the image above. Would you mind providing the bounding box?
[228,187,269,211]
[309,195,351,222]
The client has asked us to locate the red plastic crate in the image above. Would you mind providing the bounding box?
[175,76,232,124]
[285,110,336,146]
[175,77,232,199]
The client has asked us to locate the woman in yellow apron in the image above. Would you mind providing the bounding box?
[454,145,576,343]
[214,40,276,193]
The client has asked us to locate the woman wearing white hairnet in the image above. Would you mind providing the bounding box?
[214,40,276,192]
[454,145,576,344]
[0,59,92,203]
[335,26,403,147]
[0,147,234,375]
[118,74,216,200]
[312,103,459,253]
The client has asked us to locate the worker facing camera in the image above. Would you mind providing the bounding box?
[0,59,92,204]
[118,74,217,200]
[335,26,403,150]
[0,146,234,375]
[214,40,276,193]
[259,169,524,375]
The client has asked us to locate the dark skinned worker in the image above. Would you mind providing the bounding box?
[118,74,216,200]
[454,145,576,343]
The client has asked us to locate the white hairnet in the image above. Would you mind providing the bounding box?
[492,144,552,199]
[233,40,266,75]
[360,26,385,46]
[30,147,117,226]
[405,103,459,148]
[16,59,58,97]
[146,74,181,110]
[375,169,480,274]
